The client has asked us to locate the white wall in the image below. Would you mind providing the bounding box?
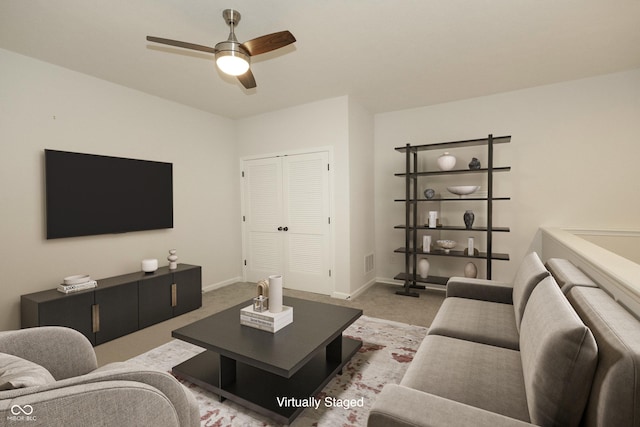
[348,99,376,295]
[237,96,373,297]
[573,231,640,265]
[375,69,640,283]
[235,97,354,296]
[2,44,638,330]
[0,49,242,330]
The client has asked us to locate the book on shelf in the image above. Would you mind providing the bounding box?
[57,280,98,294]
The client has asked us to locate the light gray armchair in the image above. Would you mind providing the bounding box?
[0,326,199,427]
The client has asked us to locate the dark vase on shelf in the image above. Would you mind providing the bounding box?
[424,188,435,199]
[469,157,481,170]
[463,210,475,229]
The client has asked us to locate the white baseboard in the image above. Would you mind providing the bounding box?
[201,276,446,298]
[376,276,447,293]
[202,276,242,293]
[331,278,378,300]
[375,276,403,286]
[331,291,351,299]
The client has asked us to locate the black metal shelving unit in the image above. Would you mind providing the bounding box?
[394,134,511,297]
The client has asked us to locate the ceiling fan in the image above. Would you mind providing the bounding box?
[147,9,296,89]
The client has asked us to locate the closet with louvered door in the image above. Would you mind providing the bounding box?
[242,151,332,295]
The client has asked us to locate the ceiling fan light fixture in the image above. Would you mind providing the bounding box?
[215,49,249,76]
[147,8,295,89]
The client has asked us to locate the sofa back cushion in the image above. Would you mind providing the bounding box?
[512,252,550,331]
[567,286,640,427]
[519,276,598,427]
[545,258,598,294]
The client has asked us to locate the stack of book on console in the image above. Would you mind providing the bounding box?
[57,275,97,294]
[240,305,293,333]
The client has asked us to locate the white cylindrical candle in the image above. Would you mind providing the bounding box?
[428,211,438,229]
[268,274,283,313]
[468,237,475,255]
[423,235,431,253]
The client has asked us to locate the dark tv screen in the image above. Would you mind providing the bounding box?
[45,149,173,239]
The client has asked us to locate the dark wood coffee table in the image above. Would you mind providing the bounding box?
[171,296,363,424]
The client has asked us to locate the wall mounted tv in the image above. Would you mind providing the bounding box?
[45,149,173,239]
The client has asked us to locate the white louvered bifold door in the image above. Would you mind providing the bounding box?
[244,157,284,282]
[243,152,331,295]
[282,152,331,294]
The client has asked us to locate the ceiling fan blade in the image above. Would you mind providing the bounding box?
[237,69,257,89]
[241,31,296,56]
[146,36,218,54]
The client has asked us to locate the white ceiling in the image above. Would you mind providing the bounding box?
[2,1,640,119]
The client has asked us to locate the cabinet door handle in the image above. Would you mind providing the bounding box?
[277,226,283,231]
[171,284,177,307]
[283,226,288,231]
[92,304,100,333]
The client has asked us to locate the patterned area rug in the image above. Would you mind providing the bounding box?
[128,315,428,426]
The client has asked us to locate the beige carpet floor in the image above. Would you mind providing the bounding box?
[94,282,444,366]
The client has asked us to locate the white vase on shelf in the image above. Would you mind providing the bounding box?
[464,262,478,278]
[437,152,456,171]
[417,258,430,279]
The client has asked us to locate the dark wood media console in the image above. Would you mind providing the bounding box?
[21,264,202,345]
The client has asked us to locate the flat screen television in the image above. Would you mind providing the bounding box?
[45,149,173,239]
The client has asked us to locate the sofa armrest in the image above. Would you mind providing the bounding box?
[81,363,199,427]
[0,327,97,380]
[1,381,183,427]
[368,384,533,427]
[445,277,513,304]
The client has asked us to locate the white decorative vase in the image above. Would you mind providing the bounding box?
[268,274,283,313]
[464,262,478,278]
[437,152,457,171]
[417,258,430,279]
[167,249,178,270]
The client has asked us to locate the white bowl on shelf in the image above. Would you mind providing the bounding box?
[447,185,480,196]
[436,239,457,253]
[63,274,91,285]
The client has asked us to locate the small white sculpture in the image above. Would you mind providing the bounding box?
[168,249,178,270]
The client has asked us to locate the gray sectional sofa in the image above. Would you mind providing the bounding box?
[368,253,640,427]
[0,327,199,427]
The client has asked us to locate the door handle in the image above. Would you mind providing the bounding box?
[283,227,288,231]
[278,226,283,231]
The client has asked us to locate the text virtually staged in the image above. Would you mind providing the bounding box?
[276,396,366,410]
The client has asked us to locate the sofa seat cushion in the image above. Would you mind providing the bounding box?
[427,297,519,350]
[0,353,56,390]
[400,335,530,423]
[567,286,640,427]
[519,276,598,427]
